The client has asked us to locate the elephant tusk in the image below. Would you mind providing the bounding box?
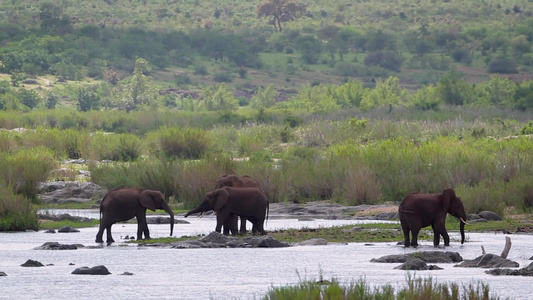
[460,217,470,225]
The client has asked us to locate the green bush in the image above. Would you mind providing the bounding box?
[0,147,57,200]
[88,132,143,161]
[0,184,39,231]
[151,127,210,159]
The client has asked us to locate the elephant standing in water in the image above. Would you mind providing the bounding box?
[184,187,269,235]
[398,188,468,247]
[95,188,174,243]
[215,174,263,234]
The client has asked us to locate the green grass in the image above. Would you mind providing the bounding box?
[263,275,501,300]
[38,219,99,230]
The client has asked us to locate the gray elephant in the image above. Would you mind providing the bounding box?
[95,188,174,243]
[184,187,269,235]
[215,174,262,234]
[398,188,467,247]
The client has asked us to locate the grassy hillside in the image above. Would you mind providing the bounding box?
[0,0,531,93]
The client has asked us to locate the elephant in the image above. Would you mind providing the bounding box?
[398,188,468,247]
[184,187,269,235]
[214,174,263,234]
[95,188,174,243]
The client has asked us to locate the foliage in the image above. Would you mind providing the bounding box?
[250,85,280,110]
[0,183,39,231]
[257,0,307,32]
[360,77,407,111]
[0,147,57,200]
[201,84,239,111]
[76,86,100,111]
[264,276,499,300]
[149,127,210,159]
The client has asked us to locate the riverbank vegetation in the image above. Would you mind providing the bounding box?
[263,276,500,300]
[0,0,532,232]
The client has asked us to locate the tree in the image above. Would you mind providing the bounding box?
[257,0,307,32]
[77,86,101,111]
[250,85,279,109]
[436,69,473,105]
[296,35,323,64]
[17,89,41,109]
[360,76,407,111]
[201,84,239,111]
[513,81,533,111]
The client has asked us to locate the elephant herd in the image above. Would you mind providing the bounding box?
[95,174,269,244]
[96,175,467,249]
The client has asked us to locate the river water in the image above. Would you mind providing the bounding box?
[0,209,532,300]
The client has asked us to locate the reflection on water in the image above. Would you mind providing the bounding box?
[0,210,532,300]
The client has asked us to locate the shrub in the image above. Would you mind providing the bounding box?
[88,132,143,161]
[151,127,210,159]
[487,57,518,74]
[0,183,39,231]
[0,147,57,200]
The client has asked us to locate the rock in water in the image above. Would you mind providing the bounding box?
[72,265,111,275]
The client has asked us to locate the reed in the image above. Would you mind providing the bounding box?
[264,276,501,300]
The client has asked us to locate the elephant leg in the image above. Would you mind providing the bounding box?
[106,225,115,243]
[223,214,238,235]
[95,226,105,243]
[136,215,150,240]
[410,228,420,247]
[400,225,411,247]
[215,213,227,233]
[239,217,248,234]
[433,222,449,246]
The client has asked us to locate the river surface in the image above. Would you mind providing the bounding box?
[1,209,532,300]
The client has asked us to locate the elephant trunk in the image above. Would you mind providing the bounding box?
[184,206,203,218]
[459,218,465,244]
[162,202,174,237]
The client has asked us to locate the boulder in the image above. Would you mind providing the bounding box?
[120,272,134,276]
[394,258,443,271]
[58,226,80,233]
[478,211,503,221]
[374,212,398,220]
[21,259,44,267]
[371,251,463,263]
[72,265,111,275]
[0,272,7,276]
[43,229,56,233]
[34,242,79,250]
[38,181,105,204]
[38,213,94,223]
[201,231,238,244]
[455,254,519,268]
[243,235,289,248]
[296,238,328,246]
[486,262,533,276]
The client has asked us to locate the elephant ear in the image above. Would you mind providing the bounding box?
[213,189,229,212]
[442,188,456,213]
[139,190,161,211]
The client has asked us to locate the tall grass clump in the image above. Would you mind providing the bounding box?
[89,158,180,197]
[263,276,501,300]
[0,184,39,231]
[88,132,143,161]
[89,158,219,206]
[0,147,57,201]
[149,127,210,159]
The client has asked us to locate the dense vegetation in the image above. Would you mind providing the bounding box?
[0,0,532,231]
[263,276,500,300]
